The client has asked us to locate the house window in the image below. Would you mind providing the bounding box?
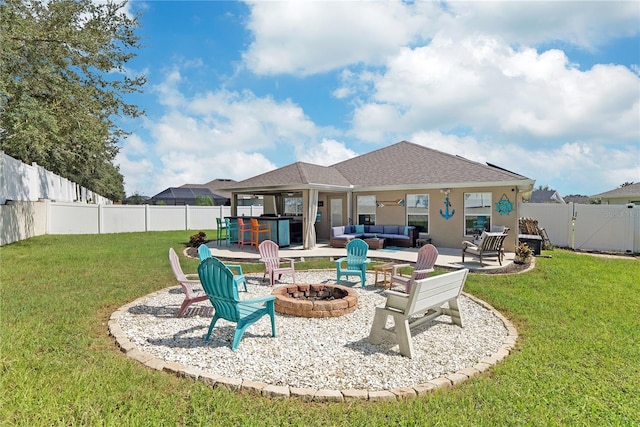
[357,195,376,225]
[283,197,303,216]
[407,194,429,233]
[464,192,492,236]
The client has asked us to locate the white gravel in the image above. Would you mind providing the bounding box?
[118,270,507,391]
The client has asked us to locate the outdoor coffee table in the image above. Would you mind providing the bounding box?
[364,238,385,249]
[373,262,396,288]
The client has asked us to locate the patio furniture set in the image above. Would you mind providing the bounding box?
[330,225,416,248]
[169,237,484,357]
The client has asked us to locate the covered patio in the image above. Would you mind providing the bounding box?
[201,240,518,273]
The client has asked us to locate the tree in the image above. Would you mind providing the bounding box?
[620,181,634,187]
[0,0,145,202]
[195,195,215,206]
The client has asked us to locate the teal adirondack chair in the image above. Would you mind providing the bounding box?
[198,244,248,292]
[335,238,371,287]
[198,257,276,350]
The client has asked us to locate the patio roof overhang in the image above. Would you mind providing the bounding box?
[352,179,536,193]
[222,183,354,196]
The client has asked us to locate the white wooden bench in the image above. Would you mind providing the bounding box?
[368,268,469,358]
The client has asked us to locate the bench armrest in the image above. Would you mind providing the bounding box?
[384,289,409,311]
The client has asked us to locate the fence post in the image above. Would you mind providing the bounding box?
[185,205,190,230]
[98,204,103,234]
[145,204,150,231]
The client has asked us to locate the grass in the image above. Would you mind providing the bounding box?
[1,232,639,426]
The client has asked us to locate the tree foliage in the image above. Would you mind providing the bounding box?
[194,195,215,206]
[0,0,145,201]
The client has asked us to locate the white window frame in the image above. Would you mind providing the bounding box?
[283,196,303,216]
[406,194,429,233]
[464,192,492,236]
[356,195,376,225]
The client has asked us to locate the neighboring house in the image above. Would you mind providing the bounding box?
[220,141,535,251]
[526,189,565,204]
[591,182,640,205]
[563,195,591,204]
[149,187,229,206]
[182,179,262,206]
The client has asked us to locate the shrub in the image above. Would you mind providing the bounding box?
[514,242,533,263]
[188,231,207,247]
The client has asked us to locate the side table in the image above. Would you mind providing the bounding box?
[373,262,396,288]
[364,238,385,249]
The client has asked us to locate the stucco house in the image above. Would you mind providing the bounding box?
[591,182,640,205]
[221,141,535,251]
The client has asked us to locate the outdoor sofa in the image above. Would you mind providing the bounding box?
[330,225,416,248]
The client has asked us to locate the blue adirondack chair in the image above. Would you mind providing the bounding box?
[198,257,276,350]
[198,244,248,292]
[335,238,371,287]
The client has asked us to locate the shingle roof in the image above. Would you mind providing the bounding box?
[333,141,528,187]
[181,179,236,198]
[591,182,640,198]
[529,189,565,203]
[222,140,533,192]
[223,162,352,191]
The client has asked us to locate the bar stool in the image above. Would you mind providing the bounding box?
[224,218,238,247]
[236,218,251,248]
[250,218,270,251]
[216,217,226,246]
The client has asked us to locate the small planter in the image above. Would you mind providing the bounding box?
[514,243,533,265]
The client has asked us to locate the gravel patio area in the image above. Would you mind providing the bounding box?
[115,270,511,393]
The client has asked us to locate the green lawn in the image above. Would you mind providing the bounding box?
[1,232,638,426]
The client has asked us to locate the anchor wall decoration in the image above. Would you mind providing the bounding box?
[439,189,455,220]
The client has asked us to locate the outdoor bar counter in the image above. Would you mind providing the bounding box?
[226,216,302,247]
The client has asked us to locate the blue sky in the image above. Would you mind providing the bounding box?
[115,1,640,198]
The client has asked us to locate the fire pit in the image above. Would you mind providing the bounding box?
[272,284,358,318]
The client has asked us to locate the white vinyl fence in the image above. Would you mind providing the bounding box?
[1,200,263,245]
[519,202,639,253]
[0,151,111,205]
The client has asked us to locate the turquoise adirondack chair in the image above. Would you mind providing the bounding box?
[198,244,248,292]
[335,238,371,287]
[198,257,276,350]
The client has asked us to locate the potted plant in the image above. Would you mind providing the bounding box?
[514,242,533,264]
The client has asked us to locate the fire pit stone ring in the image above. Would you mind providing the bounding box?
[272,283,358,318]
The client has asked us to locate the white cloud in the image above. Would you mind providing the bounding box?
[349,36,640,145]
[242,1,639,76]
[297,139,358,166]
[119,70,328,195]
[410,130,640,196]
[242,1,437,76]
[443,1,640,49]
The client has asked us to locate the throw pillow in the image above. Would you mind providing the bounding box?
[355,224,365,233]
[404,226,410,236]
